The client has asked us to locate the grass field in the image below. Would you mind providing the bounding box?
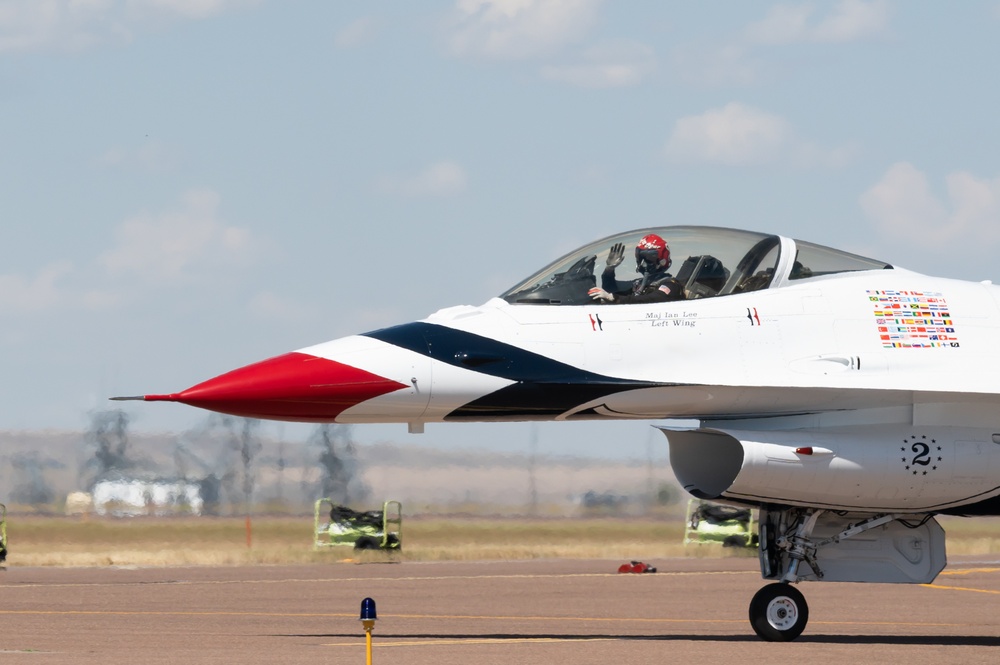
[4,513,1000,568]
[3,515,701,567]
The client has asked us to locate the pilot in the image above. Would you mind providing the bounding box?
[588,234,685,304]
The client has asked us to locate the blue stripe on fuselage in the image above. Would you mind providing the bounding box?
[363,322,661,419]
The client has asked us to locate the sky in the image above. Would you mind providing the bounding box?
[2,0,1000,459]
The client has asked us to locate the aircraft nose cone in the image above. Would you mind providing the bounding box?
[144,352,408,421]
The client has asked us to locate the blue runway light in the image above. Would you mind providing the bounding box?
[360,597,377,622]
[359,597,377,665]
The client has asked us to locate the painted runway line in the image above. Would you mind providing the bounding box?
[0,606,976,630]
[923,565,1000,595]
[322,637,619,648]
[0,568,757,590]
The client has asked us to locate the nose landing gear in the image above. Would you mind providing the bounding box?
[748,506,946,641]
[748,583,808,641]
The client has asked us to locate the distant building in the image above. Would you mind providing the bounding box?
[91,478,204,517]
[65,491,93,516]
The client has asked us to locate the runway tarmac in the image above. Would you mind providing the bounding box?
[2,555,1000,664]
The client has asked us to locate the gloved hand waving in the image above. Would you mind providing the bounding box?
[605,242,625,270]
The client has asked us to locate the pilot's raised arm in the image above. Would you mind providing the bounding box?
[589,234,685,304]
[599,241,628,292]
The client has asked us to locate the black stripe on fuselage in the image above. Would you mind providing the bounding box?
[363,322,663,419]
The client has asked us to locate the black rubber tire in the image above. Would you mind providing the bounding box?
[722,535,747,548]
[385,534,401,550]
[353,536,378,551]
[749,583,809,642]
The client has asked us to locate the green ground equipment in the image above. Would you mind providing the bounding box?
[314,499,402,551]
[684,499,757,548]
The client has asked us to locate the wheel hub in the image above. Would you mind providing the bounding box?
[766,596,798,630]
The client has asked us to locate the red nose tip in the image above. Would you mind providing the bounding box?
[144,352,408,422]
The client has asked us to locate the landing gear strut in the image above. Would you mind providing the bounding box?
[749,583,808,641]
[750,507,821,640]
[748,506,940,641]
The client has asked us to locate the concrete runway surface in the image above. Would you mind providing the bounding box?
[2,556,999,664]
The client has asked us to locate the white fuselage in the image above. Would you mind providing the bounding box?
[308,269,1000,429]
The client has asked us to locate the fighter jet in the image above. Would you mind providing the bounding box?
[116,225,1000,641]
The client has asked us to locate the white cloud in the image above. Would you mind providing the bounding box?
[446,0,653,90]
[378,161,468,197]
[665,103,790,165]
[0,0,257,54]
[745,0,890,45]
[100,188,256,283]
[334,16,376,49]
[0,188,259,316]
[0,261,73,313]
[744,3,811,44]
[540,40,654,88]
[664,103,857,167]
[447,0,602,60]
[0,0,127,52]
[0,261,122,314]
[669,1,890,87]
[132,0,255,20]
[861,162,1000,249]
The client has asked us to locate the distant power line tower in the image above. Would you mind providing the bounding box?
[309,424,369,505]
[80,408,137,489]
[181,414,260,514]
[10,451,58,508]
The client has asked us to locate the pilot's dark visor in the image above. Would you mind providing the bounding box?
[635,248,661,265]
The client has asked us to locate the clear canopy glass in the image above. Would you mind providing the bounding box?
[500,226,891,306]
[789,239,892,280]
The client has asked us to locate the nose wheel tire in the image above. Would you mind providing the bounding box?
[749,583,809,641]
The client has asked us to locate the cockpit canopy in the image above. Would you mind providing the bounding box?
[501,226,892,306]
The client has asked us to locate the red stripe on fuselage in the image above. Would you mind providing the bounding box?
[145,352,408,422]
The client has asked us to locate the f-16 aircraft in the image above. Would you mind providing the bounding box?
[116,225,1000,641]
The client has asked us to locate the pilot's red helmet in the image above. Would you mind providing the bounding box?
[635,234,671,273]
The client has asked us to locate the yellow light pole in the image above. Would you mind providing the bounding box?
[359,597,377,665]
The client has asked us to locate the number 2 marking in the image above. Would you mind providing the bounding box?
[911,442,931,466]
